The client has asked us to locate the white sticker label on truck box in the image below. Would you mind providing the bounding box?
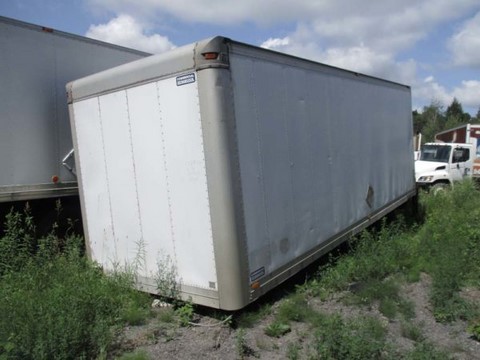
[176,73,196,86]
[250,267,265,282]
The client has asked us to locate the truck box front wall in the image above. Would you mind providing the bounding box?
[71,74,219,306]
[229,48,415,288]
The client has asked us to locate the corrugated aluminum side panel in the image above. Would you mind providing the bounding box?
[229,46,414,283]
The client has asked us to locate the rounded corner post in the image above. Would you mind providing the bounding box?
[195,63,251,311]
[194,36,231,70]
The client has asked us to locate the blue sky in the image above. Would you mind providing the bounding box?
[1,0,479,115]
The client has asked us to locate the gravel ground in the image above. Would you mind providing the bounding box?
[116,273,480,359]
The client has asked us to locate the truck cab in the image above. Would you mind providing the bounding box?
[415,143,473,189]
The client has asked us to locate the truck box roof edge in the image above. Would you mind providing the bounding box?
[0,15,150,202]
[67,37,226,103]
[67,36,411,104]
[0,15,149,57]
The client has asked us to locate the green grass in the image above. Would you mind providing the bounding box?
[313,218,417,296]
[121,302,152,326]
[157,307,176,323]
[286,342,301,360]
[312,314,388,359]
[307,180,480,323]
[468,319,480,341]
[400,321,424,342]
[404,341,452,360]
[116,349,150,360]
[174,301,195,327]
[416,181,480,322]
[235,303,272,328]
[264,322,291,337]
[276,292,313,323]
[251,181,480,358]
[2,181,480,359]
[0,204,151,359]
[235,327,257,359]
[264,292,314,338]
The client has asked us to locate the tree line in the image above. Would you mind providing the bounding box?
[413,99,480,142]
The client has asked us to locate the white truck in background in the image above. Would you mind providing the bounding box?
[436,124,480,178]
[67,36,416,310]
[415,143,473,190]
[0,16,149,203]
[415,124,480,189]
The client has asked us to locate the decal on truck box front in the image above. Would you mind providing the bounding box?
[176,73,196,86]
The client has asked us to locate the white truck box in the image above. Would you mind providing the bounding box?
[0,16,149,202]
[67,37,416,310]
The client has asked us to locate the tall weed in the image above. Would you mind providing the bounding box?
[313,218,417,297]
[313,314,388,359]
[311,180,480,322]
[0,205,150,359]
[417,180,480,321]
[0,206,36,276]
[405,341,451,360]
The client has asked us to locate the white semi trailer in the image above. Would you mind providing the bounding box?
[67,37,416,310]
[0,16,149,202]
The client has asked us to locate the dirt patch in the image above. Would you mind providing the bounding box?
[399,274,479,359]
[118,273,480,359]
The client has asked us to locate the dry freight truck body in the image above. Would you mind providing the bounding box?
[0,16,149,202]
[68,37,416,310]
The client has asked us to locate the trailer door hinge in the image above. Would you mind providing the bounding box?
[62,148,76,177]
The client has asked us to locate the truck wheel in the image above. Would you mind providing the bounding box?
[431,183,448,195]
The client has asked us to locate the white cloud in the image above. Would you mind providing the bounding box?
[413,76,452,106]
[448,12,480,67]
[323,46,390,75]
[412,78,480,112]
[261,34,417,86]
[85,0,480,112]
[86,14,175,54]
[452,80,480,107]
[88,0,479,28]
[87,0,331,25]
[254,1,478,112]
[87,1,480,68]
[87,0,479,57]
[256,1,478,58]
[260,28,324,62]
[261,37,290,49]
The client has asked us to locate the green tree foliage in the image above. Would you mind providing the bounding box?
[413,101,445,142]
[413,98,476,143]
[445,97,463,120]
[445,97,471,129]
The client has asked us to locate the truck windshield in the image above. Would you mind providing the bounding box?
[419,145,451,163]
